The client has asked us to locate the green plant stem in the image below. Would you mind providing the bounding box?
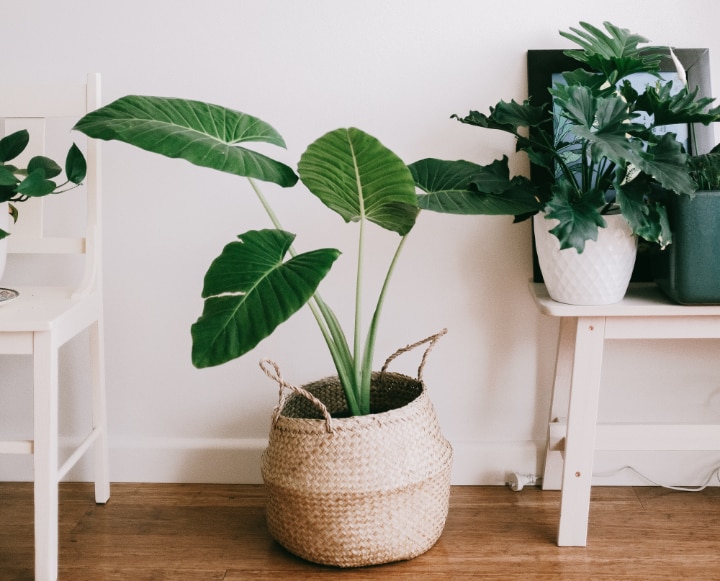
[313,294,360,414]
[530,128,582,197]
[581,142,591,193]
[247,177,361,415]
[248,178,290,246]
[346,133,366,404]
[358,233,410,414]
[49,184,82,196]
[353,215,365,395]
[594,158,606,191]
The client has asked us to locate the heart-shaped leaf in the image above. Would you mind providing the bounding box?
[191,229,340,368]
[65,143,87,184]
[0,166,18,187]
[0,130,29,163]
[298,128,418,236]
[410,157,542,215]
[28,156,62,179]
[74,95,298,187]
[15,169,56,197]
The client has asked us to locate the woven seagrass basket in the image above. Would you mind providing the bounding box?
[260,331,453,568]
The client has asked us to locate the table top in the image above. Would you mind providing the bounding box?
[529,282,720,318]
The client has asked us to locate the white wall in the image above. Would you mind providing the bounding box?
[2,0,720,486]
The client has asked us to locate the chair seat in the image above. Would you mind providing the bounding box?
[0,286,100,336]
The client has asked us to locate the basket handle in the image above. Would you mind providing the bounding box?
[259,359,335,434]
[259,328,446,431]
[380,328,448,382]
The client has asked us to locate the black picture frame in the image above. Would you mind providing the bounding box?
[526,48,714,282]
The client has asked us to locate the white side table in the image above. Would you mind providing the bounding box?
[530,282,720,546]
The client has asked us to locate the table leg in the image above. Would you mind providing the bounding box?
[543,317,577,490]
[557,316,606,547]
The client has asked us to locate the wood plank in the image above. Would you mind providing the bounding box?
[2,483,720,579]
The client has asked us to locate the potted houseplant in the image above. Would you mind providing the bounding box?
[0,129,86,280]
[411,21,720,305]
[658,144,720,303]
[73,98,529,566]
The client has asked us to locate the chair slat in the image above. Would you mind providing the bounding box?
[8,236,85,254]
[0,83,88,118]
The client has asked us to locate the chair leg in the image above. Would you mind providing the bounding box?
[33,331,60,581]
[89,318,110,503]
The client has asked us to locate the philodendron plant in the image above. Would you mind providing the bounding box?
[411,21,720,253]
[0,129,86,239]
[689,143,720,190]
[74,97,533,416]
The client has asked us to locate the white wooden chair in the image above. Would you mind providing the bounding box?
[0,74,109,581]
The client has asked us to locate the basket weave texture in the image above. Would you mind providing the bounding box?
[261,371,453,567]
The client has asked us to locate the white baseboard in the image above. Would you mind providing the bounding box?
[2,437,720,487]
[0,437,269,484]
[106,437,269,484]
[450,440,543,485]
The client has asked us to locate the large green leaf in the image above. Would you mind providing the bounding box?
[561,69,613,94]
[634,132,694,195]
[544,181,606,252]
[410,157,542,215]
[453,99,546,133]
[297,128,418,235]
[615,173,672,247]
[190,229,340,368]
[561,21,663,80]
[637,84,720,126]
[557,88,646,169]
[74,95,298,187]
[552,84,598,128]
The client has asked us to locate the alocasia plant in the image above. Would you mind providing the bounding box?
[75,96,527,415]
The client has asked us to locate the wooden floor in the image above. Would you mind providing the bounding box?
[2,483,720,580]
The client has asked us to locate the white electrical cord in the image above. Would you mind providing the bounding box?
[508,464,720,492]
[593,464,720,492]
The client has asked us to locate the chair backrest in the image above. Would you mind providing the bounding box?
[0,73,101,295]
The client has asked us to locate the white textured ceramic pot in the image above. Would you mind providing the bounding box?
[534,212,638,305]
[0,202,8,281]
